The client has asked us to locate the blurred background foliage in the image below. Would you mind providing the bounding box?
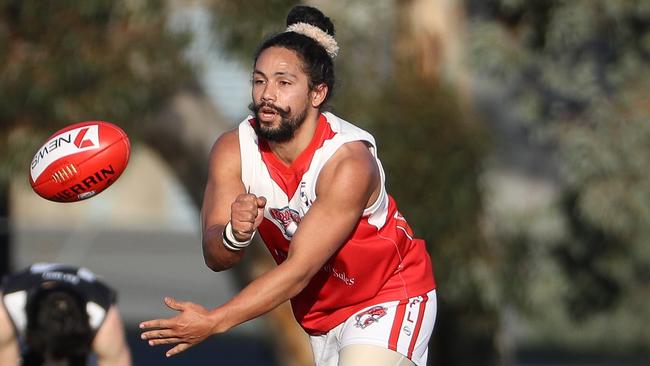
[0,0,196,189]
[1,0,649,365]
[465,0,650,359]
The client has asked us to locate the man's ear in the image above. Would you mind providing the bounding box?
[311,83,328,108]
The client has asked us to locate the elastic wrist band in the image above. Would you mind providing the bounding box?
[222,221,254,251]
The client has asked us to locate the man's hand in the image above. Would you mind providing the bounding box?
[230,194,266,242]
[140,297,219,357]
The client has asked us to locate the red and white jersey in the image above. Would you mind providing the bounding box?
[239,112,435,334]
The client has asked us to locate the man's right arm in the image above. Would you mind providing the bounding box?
[201,129,249,271]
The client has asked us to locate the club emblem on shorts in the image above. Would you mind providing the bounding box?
[354,306,388,329]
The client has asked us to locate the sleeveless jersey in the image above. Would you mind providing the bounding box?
[239,112,436,334]
[1,263,116,340]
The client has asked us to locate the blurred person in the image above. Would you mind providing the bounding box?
[140,5,436,366]
[0,263,131,366]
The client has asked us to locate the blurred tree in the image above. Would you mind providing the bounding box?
[207,0,300,62]
[466,0,650,359]
[0,0,198,150]
[374,1,496,365]
[1,1,304,365]
[0,0,192,275]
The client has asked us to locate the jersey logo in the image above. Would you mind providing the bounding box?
[354,306,388,329]
[269,206,301,238]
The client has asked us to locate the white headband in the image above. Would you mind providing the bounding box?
[285,22,339,59]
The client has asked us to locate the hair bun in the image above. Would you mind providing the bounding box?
[286,5,335,36]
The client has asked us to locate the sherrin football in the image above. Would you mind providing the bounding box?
[29,121,130,202]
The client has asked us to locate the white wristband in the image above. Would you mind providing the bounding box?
[222,221,254,251]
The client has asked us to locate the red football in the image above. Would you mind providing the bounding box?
[29,121,131,202]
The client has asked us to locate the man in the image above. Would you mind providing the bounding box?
[141,5,437,366]
[0,263,131,366]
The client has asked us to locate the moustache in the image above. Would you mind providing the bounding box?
[249,102,291,117]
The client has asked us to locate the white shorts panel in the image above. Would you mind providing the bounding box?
[309,289,437,366]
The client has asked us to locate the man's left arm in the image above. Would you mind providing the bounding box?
[140,141,380,357]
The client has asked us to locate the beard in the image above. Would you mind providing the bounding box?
[248,101,308,143]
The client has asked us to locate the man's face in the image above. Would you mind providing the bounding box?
[249,47,311,143]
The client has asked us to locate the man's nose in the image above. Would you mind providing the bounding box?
[261,83,277,102]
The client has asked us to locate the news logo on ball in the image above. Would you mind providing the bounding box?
[29,121,131,203]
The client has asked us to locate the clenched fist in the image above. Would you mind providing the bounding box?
[230,194,266,242]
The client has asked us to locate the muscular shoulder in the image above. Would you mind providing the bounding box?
[210,128,239,159]
[208,128,241,173]
[326,140,377,176]
[316,141,380,205]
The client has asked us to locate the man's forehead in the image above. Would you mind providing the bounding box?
[253,68,299,79]
[255,47,305,76]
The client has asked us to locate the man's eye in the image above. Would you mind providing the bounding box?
[253,79,265,85]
